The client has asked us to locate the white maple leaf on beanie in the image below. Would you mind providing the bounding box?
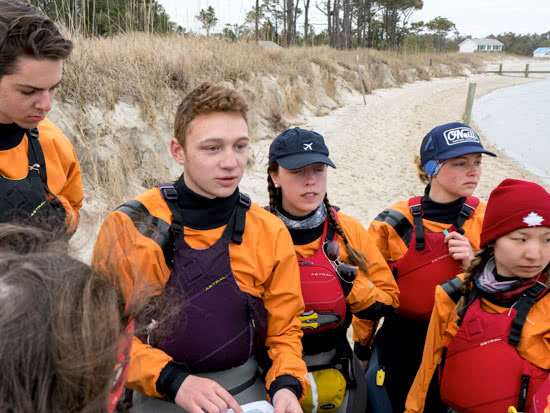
[523,212,544,227]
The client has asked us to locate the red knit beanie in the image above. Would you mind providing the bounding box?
[481,179,550,247]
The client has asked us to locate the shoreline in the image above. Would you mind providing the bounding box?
[240,72,545,228]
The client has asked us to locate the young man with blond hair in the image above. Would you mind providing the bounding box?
[93,81,308,413]
[0,0,83,233]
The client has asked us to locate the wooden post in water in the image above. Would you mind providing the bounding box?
[462,83,477,126]
[498,63,503,75]
[356,55,367,105]
[525,64,530,78]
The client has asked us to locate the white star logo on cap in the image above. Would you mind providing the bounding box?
[523,212,544,227]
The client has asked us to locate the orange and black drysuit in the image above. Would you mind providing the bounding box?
[353,188,486,413]
[92,175,308,402]
[281,205,399,413]
[0,119,83,233]
[405,273,550,413]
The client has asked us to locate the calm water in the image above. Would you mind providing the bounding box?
[473,77,550,186]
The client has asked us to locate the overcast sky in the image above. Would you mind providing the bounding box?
[159,0,550,38]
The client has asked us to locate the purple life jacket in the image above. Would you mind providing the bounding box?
[151,184,267,373]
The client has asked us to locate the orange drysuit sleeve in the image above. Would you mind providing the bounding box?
[0,118,83,232]
[92,191,308,399]
[404,279,462,413]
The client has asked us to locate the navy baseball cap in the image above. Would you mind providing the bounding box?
[269,128,336,170]
[420,122,496,166]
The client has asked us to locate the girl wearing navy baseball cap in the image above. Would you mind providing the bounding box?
[267,127,399,413]
[355,122,496,413]
[406,179,550,413]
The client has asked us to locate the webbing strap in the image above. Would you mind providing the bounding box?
[158,184,251,245]
[409,198,424,250]
[508,282,548,346]
[26,128,65,213]
[455,196,480,235]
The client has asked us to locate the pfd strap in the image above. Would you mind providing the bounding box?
[158,183,184,239]
[508,282,548,346]
[26,128,65,213]
[409,197,424,250]
[222,193,251,245]
[455,196,480,235]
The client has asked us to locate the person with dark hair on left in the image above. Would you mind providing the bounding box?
[267,127,399,413]
[0,0,83,233]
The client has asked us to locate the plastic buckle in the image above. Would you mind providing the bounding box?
[27,127,39,139]
[460,203,474,218]
[410,203,422,217]
[238,193,251,209]
[158,184,178,201]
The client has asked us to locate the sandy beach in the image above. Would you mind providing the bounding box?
[240,72,546,230]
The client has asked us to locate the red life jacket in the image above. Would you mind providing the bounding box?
[390,196,479,320]
[298,216,347,334]
[439,281,549,413]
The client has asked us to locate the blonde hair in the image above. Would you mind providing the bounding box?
[414,155,430,185]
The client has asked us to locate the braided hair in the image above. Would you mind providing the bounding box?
[267,163,369,275]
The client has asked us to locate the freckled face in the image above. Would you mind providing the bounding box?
[270,163,328,217]
[430,153,482,202]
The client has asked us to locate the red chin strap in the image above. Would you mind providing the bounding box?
[108,318,134,412]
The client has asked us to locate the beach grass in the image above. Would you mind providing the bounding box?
[60,33,487,127]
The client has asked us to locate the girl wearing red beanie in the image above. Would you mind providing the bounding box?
[405,179,550,413]
[355,122,496,413]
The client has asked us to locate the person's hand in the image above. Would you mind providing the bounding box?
[359,359,368,372]
[174,375,242,413]
[445,231,475,270]
[273,388,303,413]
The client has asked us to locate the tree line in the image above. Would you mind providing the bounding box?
[32,0,549,55]
[29,0,174,35]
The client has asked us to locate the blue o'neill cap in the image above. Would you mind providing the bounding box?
[269,127,336,170]
[420,122,496,166]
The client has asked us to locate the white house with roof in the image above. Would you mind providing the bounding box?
[459,38,504,53]
[533,47,550,58]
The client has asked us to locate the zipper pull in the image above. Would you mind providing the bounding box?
[376,367,386,386]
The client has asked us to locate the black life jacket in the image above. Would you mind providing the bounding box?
[0,128,66,230]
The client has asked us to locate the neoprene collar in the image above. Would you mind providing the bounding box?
[174,173,239,230]
[421,184,466,225]
[0,123,26,150]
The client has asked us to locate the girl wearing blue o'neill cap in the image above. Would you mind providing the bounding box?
[354,122,496,413]
[266,127,400,413]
